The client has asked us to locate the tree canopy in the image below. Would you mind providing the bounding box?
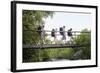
[72,29,91,59]
[23,10,54,62]
[23,10,54,45]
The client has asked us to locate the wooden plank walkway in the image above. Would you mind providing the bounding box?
[23,44,85,49]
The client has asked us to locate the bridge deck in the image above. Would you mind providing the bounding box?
[23,44,85,49]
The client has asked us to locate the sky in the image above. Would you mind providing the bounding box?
[43,11,92,41]
[44,12,91,32]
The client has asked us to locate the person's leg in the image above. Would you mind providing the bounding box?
[41,32,44,45]
[55,36,57,44]
[43,31,45,44]
[70,36,74,44]
[62,34,66,44]
[64,35,66,44]
[40,34,42,45]
[68,36,72,44]
[54,37,56,44]
[53,37,55,44]
[62,36,64,44]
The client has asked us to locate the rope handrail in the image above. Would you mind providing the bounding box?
[23,30,91,33]
[23,34,90,36]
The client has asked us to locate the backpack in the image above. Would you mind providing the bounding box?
[51,29,55,37]
[38,26,42,34]
[67,30,72,36]
[60,27,63,35]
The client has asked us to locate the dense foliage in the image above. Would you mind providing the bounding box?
[23,10,54,62]
[72,29,91,60]
[23,10,54,44]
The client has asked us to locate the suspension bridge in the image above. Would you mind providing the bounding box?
[23,29,90,49]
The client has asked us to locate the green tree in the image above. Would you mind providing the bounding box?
[22,10,54,62]
[72,29,91,60]
[23,10,54,45]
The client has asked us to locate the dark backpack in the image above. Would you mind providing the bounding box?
[67,30,72,36]
[38,26,42,34]
[60,27,63,35]
[51,29,55,37]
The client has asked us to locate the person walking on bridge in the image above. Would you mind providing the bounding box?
[59,26,66,44]
[51,28,57,44]
[67,28,74,44]
[37,25,45,44]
